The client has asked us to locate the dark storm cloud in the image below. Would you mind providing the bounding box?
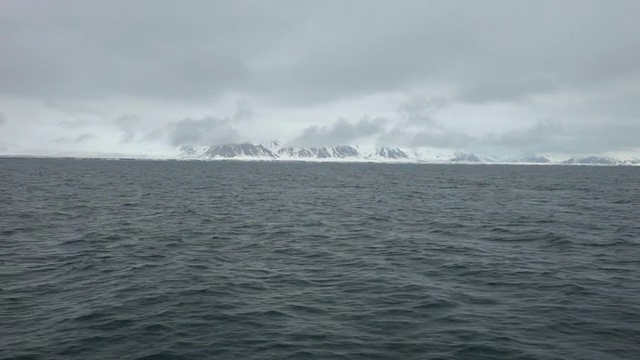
[167,117,239,146]
[290,117,387,147]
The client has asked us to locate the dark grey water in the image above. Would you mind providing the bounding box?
[1,159,639,359]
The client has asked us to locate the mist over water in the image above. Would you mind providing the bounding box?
[1,159,639,359]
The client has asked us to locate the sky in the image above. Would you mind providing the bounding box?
[1,0,639,157]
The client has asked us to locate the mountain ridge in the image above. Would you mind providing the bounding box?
[175,142,640,165]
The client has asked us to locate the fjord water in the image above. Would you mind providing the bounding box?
[1,159,639,360]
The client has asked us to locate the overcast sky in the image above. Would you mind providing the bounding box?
[1,0,639,157]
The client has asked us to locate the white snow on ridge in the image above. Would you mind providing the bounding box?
[2,140,639,165]
[169,141,640,165]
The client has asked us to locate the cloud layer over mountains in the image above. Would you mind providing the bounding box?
[1,0,639,157]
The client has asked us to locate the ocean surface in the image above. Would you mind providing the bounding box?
[1,158,639,360]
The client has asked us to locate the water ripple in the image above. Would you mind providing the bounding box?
[1,159,639,359]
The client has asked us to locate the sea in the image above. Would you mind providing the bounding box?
[1,158,639,359]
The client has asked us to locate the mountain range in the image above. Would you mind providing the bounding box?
[176,142,640,166]
[2,140,638,165]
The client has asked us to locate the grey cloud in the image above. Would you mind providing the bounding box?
[58,118,101,129]
[2,1,638,106]
[164,100,256,146]
[141,129,165,143]
[397,96,448,126]
[114,115,140,127]
[233,99,253,122]
[290,117,387,147]
[575,122,640,153]
[1,1,300,101]
[254,1,640,105]
[289,107,473,150]
[410,129,476,149]
[374,95,470,148]
[113,115,140,143]
[75,133,94,143]
[532,121,640,154]
[492,120,562,147]
[376,126,475,149]
[477,119,640,155]
[1,1,639,157]
[54,133,94,144]
[459,78,557,104]
[168,117,239,146]
[0,113,5,126]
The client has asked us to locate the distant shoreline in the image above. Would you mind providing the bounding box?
[1,155,639,167]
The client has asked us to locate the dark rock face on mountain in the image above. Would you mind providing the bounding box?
[313,147,333,158]
[278,147,327,158]
[278,147,304,157]
[203,143,276,158]
[520,155,551,163]
[278,145,359,159]
[450,153,481,162]
[373,147,408,159]
[175,142,639,165]
[331,145,359,158]
[261,140,282,150]
[179,145,197,157]
[563,156,616,165]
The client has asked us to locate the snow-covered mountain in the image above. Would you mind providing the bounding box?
[517,155,552,163]
[450,152,481,162]
[370,147,409,160]
[178,142,488,164]
[202,143,276,159]
[276,145,359,159]
[562,156,639,165]
[171,141,640,165]
[4,140,638,165]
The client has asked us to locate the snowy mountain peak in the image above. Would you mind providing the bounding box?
[450,152,481,162]
[260,140,283,151]
[171,142,640,165]
[372,147,408,160]
[562,156,639,165]
[203,143,276,158]
[519,155,551,163]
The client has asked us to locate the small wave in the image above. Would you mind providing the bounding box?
[134,351,189,360]
[542,233,573,247]
[3,159,640,359]
[140,323,173,333]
